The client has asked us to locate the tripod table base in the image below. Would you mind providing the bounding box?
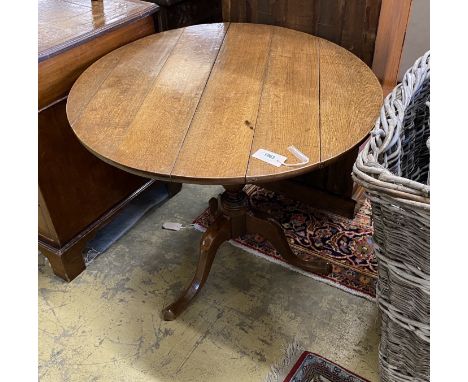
[162,185,332,321]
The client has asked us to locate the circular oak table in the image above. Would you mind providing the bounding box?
[67,23,382,320]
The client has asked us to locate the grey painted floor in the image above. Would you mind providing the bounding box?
[39,184,380,382]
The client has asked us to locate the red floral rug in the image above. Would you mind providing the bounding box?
[264,340,371,381]
[193,186,377,299]
[269,350,370,382]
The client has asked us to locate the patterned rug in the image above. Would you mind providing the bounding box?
[193,186,377,299]
[278,351,369,382]
[265,341,370,382]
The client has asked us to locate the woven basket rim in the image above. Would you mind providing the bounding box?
[353,51,430,207]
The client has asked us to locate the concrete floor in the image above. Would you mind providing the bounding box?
[39,184,380,382]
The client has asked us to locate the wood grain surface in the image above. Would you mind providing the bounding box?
[38,0,158,61]
[68,29,185,153]
[171,23,271,184]
[319,39,382,163]
[116,23,229,177]
[221,0,382,67]
[246,26,320,183]
[39,17,155,111]
[372,0,413,96]
[68,23,382,185]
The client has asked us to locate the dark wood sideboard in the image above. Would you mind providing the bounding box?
[38,0,180,282]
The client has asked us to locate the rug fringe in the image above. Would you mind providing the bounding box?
[264,338,305,382]
[192,224,376,302]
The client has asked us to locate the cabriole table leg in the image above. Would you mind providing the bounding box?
[162,214,231,321]
[246,211,332,275]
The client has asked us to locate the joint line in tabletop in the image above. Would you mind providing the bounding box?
[243,26,275,183]
[168,22,232,180]
[70,29,185,129]
[318,38,322,164]
[68,52,126,127]
[116,27,187,144]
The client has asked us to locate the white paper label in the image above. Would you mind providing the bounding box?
[162,222,183,231]
[252,149,287,167]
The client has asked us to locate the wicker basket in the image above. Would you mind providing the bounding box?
[352,51,430,382]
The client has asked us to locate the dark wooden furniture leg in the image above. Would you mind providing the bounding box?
[246,212,331,274]
[40,181,182,282]
[39,239,87,282]
[163,215,231,320]
[162,185,332,320]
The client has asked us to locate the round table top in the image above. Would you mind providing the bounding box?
[67,23,382,185]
